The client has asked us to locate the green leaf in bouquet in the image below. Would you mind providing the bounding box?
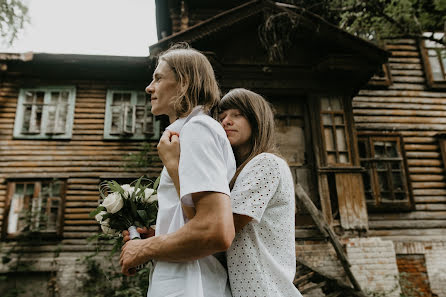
[132,176,143,200]
[108,180,125,194]
[153,175,161,191]
[129,198,139,220]
[89,206,106,218]
[137,210,149,225]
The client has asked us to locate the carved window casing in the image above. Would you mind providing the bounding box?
[3,180,65,238]
[104,90,160,140]
[358,134,413,211]
[320,96,351,166]
[421,32,446,89]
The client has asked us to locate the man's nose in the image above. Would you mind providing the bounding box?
[145,81,154,94]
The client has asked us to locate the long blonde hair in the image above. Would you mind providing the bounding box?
[158,43,220,118]
[219,88,279,188]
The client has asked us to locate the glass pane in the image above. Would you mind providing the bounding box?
[385,141,398,157]
[112,92,131,105]
[324,127,334,150]
[124,105,134,134]
[330,97,342,110]
[336,127,347,151]
[320,98,330,110]
[111,105,123,134]
[334,115,344,125]
[339,152,349,163]
[47,92,69,134]
[46,198,60,232]
[321,97,342,111]
[392,171,404,192]
[322,114,332,125]
[25,183,35,196]
[136,93,147,105]
[358,140,367,158]
[441,49,446,80]
[394,192,407,201]
[22,92,44,134]
[374,142,385,157]
[428,50,444,81]
[327,152,336,164]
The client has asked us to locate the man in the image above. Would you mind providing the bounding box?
[120,44,236,297]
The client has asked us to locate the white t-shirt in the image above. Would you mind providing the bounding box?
[148,107,236,297]
[226,153,303,297]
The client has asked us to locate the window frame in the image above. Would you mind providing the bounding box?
[358,133,414,212]
[2,179,66,239]
[13,86,76,139]
[420,33,446,89]
[368,63,393,87]
[104,90,160,140]
[319,96,353,166]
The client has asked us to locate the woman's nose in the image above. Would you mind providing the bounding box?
[221,117,232,127]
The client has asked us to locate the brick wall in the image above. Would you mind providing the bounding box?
[295,240,346,279]
[396,254,432,297]
[425,243,446,297]
[395,241,446,297]
[346,237,401,297]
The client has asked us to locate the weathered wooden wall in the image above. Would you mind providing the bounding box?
[0,77,160,249]
[352,38,446,241]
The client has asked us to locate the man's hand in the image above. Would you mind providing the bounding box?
[120,237,153,276]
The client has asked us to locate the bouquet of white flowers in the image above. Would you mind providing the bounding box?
[90,176,159,240]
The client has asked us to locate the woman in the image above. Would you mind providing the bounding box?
[159,88,303,297]
[120,44,235,297]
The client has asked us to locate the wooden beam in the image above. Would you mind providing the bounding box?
[295,184,365,295]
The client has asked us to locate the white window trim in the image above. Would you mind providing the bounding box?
[104,90,160,140]
[13,86,76,139]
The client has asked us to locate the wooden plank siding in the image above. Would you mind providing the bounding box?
[352,38,446,239]
[0,77,161,247]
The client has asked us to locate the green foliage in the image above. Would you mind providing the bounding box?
[364,272,426,297]
[78,234,150,297]
[123,142,157,169]
[0,0,29,45]
[276,0,446,44]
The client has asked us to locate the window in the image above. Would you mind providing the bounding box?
[13,87,76,139]
[421,32,446,88]
[368,63,392,87]
[358,135,412,211]
[104,90,160,140]
[320,96,351,165]
[5,180,65,237]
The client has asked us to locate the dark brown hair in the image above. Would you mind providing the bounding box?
[219,88,279,188]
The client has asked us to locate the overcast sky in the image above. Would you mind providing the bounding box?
[0,0,158,56]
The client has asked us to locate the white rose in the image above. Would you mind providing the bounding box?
[146,194,157,203]
[100,220,115,235]
[143,188,157,202]
[121,184,135,199]
[95,210,107,223]
[102,192,124,213]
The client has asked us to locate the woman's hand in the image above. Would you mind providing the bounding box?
[122,226,155,243]
[157,130,196,220]
[157,130,180,173]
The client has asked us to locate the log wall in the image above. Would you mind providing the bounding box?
[352,38,446,240]
[0,76,161,249]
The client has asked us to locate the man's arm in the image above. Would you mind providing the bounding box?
[120,191,235,275]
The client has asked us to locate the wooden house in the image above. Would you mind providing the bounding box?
[0,52,164,295]
[152,1,446,296]
[0,0,445,296]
